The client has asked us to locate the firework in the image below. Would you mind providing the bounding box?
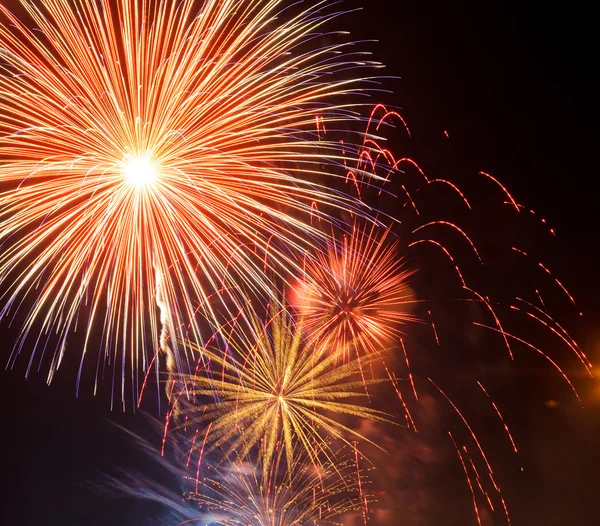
[0,0,380,403]
[109,424,371,526]
[177,299,392,474]
[291,220,418,360]
[187,445,371,526]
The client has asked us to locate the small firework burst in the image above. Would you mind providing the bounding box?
[291,221,418,359]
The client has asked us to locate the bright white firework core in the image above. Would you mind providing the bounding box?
[123,156,157,186]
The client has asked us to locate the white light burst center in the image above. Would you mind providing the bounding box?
[123,156,157,186]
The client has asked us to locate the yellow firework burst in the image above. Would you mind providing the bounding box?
[179,299,392,473]
[0,0,380,401]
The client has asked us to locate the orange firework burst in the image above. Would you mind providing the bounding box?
[291,221,417,359]
[0,0,380,402]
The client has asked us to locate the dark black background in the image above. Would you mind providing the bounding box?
[1,1,598,524]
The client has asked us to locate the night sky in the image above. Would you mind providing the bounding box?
[1,1,598,524]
